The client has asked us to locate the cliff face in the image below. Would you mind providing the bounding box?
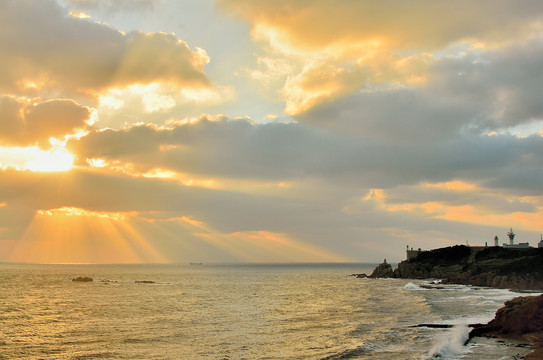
[445,246,543,290]
[393,245,472,279]
[395,262,463,279]
[371,245,543,290]
[486,295,543,334]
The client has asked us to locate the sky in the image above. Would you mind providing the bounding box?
[1,0,543,264]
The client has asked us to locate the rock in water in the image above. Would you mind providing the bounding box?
[369,261,394,278]
[354,273,368,278]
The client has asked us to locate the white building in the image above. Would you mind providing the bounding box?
[500,228,531,249]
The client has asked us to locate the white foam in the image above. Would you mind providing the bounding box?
[425,324,470,359]
[404,282,422,290]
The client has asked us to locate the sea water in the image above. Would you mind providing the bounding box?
[0,263,535,359]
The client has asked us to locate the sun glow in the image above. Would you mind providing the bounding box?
[25,148,74,172]
[85,159,220,188]
[38,207,129,221]
[0,145,75,172]
[69,11,91,19]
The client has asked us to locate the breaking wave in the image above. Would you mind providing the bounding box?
[404,282,423,290]
[425,324,470,359]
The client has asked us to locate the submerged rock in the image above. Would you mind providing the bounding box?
[72,276,93,282]
[135,280,155,284]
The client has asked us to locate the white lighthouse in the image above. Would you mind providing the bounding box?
[502,228,531,248]
[507,228,515,245]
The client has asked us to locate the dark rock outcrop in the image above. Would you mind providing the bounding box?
[72,276,93,282]
[444,247,543,290]
[394,245,473,279]
[369,261,394,278]
[352,273,368,278]
[395,261,463,279]
[369,245,543,290]
[365,246,543,358]
[469,295,543,359]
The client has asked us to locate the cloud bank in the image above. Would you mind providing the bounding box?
[0,0,542,263]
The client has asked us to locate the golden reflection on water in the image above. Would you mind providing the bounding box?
[0,264,530,360]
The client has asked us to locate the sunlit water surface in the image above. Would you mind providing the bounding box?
[0,263,535,359]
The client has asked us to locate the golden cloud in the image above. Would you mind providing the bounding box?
[363,183,543,233]
[112,32,211,89]
[0,1,211,98]
[0,96,92,147]
[217,0,543,115]
[218,0,542,51]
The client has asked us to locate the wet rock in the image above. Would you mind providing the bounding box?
[469,294,543,359]
[411,323,484,329]
[351,273,368,278]
[100,280,118,284]
[482,295,543,335]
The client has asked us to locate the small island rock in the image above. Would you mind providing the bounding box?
[369,261,394,278]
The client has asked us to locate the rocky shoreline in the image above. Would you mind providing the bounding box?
[468,294,543,360]
[365,245,543,291]
[362,245,543,358]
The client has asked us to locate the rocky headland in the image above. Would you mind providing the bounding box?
[365,245,543,358]
[368,245,543,291]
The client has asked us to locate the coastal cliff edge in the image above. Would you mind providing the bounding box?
[365,245,543,359]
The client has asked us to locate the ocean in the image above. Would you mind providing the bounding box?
[0,263,536,359]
